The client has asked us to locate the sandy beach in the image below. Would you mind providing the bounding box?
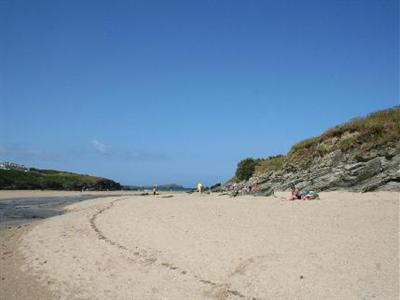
[1,191,399,299]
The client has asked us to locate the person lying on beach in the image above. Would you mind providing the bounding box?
[300,192,311,200]
[300,190,320,200]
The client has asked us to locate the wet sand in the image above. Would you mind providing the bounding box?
[0,191,137,227]
[1,191,399,299]
[0,190,137,201]
[0,223,55,299]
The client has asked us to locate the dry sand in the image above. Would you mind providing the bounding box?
[1,191,399,299]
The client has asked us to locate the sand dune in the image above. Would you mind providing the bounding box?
[4,191,399,299]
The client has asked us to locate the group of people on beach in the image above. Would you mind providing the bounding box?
[288,184,319,200]
[197,182,319,200]
[225,182,319,200]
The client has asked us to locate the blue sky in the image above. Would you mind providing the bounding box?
[0,0,398,187]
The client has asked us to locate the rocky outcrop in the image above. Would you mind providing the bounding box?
[229,143,400,195]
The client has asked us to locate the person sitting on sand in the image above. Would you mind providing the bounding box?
[289,184,301,200]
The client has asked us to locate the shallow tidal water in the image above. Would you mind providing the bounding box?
[0,194,120,227]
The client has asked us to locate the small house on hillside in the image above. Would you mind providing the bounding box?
[0,162,28,172]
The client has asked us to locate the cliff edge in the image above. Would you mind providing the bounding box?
[231,107,400,194]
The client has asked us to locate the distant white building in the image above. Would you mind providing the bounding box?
[0,162,28,172]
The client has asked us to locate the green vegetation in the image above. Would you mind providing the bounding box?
[287,107,400,165]
[0,168,122,190]
[235,158,259,182]
[254,155,286,175]
[234,155,286,182]
[233,107,400,181]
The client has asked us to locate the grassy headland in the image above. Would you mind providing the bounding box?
[235,106,400,182]
[0,168,122,191]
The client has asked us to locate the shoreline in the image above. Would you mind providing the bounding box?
[0,190,140,201]
[0,191,140,227]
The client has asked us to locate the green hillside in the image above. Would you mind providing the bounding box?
[235,107,400,181]
[0,168,122,191]
[286,107,400,166]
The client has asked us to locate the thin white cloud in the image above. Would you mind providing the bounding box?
[88,141,169,161]
[90,140,107,153]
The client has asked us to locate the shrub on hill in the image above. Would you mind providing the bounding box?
[235,158,259,182]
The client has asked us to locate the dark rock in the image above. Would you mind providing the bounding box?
[210,183,223,193]
[244,143,399,194]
